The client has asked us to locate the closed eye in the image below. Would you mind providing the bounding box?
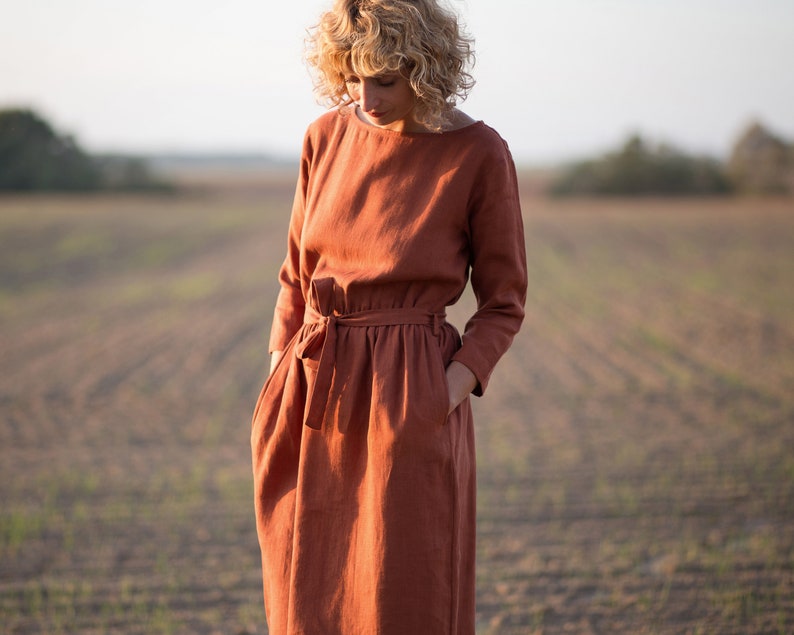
[344,74,397,88]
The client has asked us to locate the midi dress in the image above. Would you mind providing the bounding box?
[251,106,527,635]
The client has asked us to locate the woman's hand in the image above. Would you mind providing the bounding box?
[445,360,477,415]
[269,350,283,376]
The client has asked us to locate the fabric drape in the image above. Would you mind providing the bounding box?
[252,108,527,635]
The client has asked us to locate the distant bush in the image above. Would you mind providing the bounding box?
[94,154,173,192]
[549,135,732,197]
[0,108,172,192]
[0,109,103,191]
[728,122,794,195]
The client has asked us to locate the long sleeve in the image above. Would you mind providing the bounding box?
[268,133,313,353]
[450,138,527,395]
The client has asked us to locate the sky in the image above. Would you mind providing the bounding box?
[1,0,793,164]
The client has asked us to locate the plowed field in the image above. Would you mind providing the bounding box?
[1,180,792,634]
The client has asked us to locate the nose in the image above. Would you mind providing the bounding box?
[358,81,380,112]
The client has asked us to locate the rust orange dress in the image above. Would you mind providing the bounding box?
[251,107,527,635]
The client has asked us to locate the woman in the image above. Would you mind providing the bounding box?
[251,0,527,633]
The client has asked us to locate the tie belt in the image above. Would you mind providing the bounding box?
[295,306,446,430]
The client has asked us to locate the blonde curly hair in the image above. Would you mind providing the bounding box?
[305,0,475,132]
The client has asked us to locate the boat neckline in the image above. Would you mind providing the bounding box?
[348,106,485,137]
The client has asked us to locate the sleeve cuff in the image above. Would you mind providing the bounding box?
[450,346,493,397]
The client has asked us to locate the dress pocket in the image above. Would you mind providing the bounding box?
[251,330,300,437]
[428,337,451,424]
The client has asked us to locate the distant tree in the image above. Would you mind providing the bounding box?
[0,107,172,192]
[0,108,102,191]
[549,134,732,197]
[94,154,172,192]
[727,121,794,194]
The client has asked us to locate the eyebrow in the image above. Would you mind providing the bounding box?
[345,72,398,80]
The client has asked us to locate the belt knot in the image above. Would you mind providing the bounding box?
[296,304,445,430]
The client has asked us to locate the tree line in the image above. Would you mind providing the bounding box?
[0,108,172,192]
[550,122,794,197]
[2,107,791,196]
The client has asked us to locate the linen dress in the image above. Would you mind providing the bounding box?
[251,107,527,635]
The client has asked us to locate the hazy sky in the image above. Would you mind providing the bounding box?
[2,0,793,164]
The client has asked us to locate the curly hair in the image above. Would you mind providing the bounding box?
[305,0,475,132]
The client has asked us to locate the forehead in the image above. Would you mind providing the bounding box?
[336,47,403,78]
[343,69,402,79]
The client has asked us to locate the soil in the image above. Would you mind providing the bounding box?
[1,182,792,634]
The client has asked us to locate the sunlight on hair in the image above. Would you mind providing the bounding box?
[305,0,475,131]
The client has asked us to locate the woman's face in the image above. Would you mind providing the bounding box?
[344,72,424,132]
